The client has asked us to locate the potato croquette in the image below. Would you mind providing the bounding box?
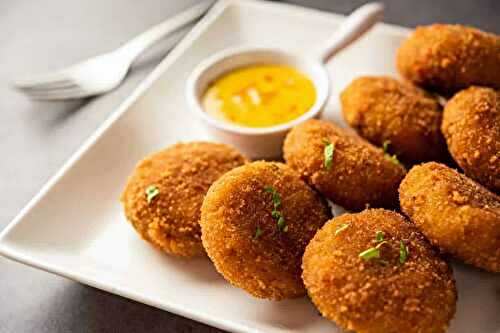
[341,76,447,164]
[397,24,500,95]
[200,161,330,300]
[283,119,406,211]
[121,142,247,257]
[399,162,500,272]
[302,209,457,333]
[442,86,500,193]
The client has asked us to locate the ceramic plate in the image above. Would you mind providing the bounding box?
[1,1,499,332]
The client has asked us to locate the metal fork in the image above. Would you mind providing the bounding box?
[13,0,213,101]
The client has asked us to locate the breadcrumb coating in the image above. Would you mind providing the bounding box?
[200,161,330,300]
[442,86,500,193]
[399,162,500,272]
[302,209,457,333]
[341,76,447,164]
[120,142,247,257]
[397,24,500,95]
[283,119,406,211]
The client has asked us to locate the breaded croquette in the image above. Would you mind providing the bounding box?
[399,162,500,272]
[121,142,247,257]
[341,76,447,164]
[442,86,500,193]
[302,209,457,333]
[397,24,500,95]
[200,161,330,300]
[283,119,406,211]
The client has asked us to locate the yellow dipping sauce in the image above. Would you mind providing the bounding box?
[202,65,316,128]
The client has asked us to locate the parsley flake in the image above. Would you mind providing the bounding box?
[264,186,287,232]
[385,154,401,165]
[145,185,159,204]
[271,210,281,219]
[382,140,391,153]
[277,216,286,231]
[323,139,335,170]
[264,186,281,208]
[359,247,380,261]
[264,186,274,193]
[254,226,263,240]
[335,223,350,235]
[375,230,385,242]
[381,140,400,165]
[399,241,409,264]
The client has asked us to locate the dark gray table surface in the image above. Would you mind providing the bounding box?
[1,1,498,332]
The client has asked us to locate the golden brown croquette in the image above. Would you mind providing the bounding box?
[120,142,248,257]
[302,209,457,333]
[283,119,406,211]
[341,76,448,164]
[200,161,330,300]
[396,24,500,95]
[399,162,500,272]
[442,86,500,193]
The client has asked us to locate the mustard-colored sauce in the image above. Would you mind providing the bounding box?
[202,65,316,128]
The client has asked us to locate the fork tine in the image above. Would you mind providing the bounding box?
[12,71,69,89]
[19,79,77,92]
[23,86,90,100]
[28,91,87,101]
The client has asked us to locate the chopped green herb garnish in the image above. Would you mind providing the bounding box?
[381,140,400,165]
[264,186,287,232]
[359,247,380,261]
[399,241,409,264]
[272,192,281,208]
[335,223,350,235]
[277,216,286,231]
[145,185,159,204]
[254,226,263,240]
[361,232,409,265]
[264,186,275,194]
[382,140,391,153]
[323,139,335,170]
[264,186,281,209]
[385,153,401,165]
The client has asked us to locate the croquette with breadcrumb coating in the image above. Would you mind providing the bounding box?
[341,76,447,164]
[442,86,500,193]
[397,24,500,95]
[399,162,500,272]
[200,161,330,300]
[302,209,457,333]
[121,142,247,257]
[283,119,406,211]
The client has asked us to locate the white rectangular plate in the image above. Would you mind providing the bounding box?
[1,1,499,332]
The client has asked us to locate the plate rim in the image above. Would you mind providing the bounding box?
[0,0,411,332]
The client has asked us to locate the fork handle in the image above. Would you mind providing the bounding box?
[117,0,213,61]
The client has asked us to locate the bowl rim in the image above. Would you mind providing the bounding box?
[185,45,330,136]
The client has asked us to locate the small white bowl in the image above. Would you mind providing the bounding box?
[187,47,329,158]
[186,3,383,159]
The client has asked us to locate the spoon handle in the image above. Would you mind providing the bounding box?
[315,2,384,63]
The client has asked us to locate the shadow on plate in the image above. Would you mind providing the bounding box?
[124,230,224,285]
[448,260,500,333]
[255,296,343,332]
